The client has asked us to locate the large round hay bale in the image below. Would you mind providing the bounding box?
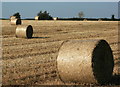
[35,16,40,20]
[16,25,33,38]
[57,39,114,84]
[10,19,21,25]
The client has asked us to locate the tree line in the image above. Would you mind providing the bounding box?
[12,11,116,20]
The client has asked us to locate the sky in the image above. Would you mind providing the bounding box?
[1,0,120,2]
[0,2,1,18]
[1,2,119,19]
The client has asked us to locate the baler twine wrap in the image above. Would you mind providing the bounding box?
[10,19,21,25]
[57,39,114,84]
[16,25,33,38]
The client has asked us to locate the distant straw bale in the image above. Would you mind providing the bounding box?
[83,18,87,21]
[16,25,33,38]
[10,16,17,20]
[98,19,102,21]
[53,17,58,20]
[10,19,21,25]
[35,16,40,20]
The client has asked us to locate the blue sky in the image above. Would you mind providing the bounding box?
[1,0,120,2]
[2,2,118,19]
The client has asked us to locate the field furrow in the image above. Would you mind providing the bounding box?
[2,20,120,85]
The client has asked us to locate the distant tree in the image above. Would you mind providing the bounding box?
[44,11,47,14]
[37,11,42,16]
[78,11,84,18]
[13,12,21,19]
[111,14,115,20]
[37,10,53,20]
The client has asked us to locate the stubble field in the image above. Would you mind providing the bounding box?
[1,20,120,86]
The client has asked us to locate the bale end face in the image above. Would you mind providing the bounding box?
[57,39,114,85]
[16,19,21,25]
[92,40,114,84]
[26,25,33,38]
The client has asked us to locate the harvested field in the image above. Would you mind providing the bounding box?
[1,20,120,86]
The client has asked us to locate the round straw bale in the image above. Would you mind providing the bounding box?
[10,19,21,25]
[53,17,58,20]
[83,19,87,21]
[57,39,114,84]
[98,19,102,21]
[10,16,16,20]
[16,25,33,38]
[35,16,40,20]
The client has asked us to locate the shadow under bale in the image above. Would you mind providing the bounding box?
[32,37,50,39]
